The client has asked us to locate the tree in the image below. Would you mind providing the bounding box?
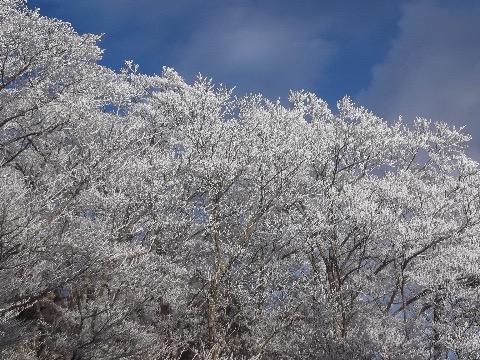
[287,94,480,358]
[1,1,176,358]
[1,1,479,359]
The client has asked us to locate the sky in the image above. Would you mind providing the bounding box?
[30,0,480,157]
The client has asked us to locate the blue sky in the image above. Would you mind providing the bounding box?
[30,0,480,157]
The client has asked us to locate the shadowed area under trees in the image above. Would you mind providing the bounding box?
[1,1,479,359]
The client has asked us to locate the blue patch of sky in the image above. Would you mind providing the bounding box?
[30,0,401,105]
[30,0,480,158]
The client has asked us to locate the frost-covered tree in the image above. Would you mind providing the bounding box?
[1,1,479,359]
[1,1,179,358]
[285,93,480,359]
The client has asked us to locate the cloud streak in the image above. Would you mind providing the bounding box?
[174,6,337,98]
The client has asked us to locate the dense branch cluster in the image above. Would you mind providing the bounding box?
[1,1,479,359]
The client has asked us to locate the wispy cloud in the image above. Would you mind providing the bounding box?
[174,5,337,98]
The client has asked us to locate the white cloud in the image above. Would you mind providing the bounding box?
[356,0,480,155]
[174,6,337,99]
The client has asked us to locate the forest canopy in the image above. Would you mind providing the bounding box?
[1,1,479,359]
